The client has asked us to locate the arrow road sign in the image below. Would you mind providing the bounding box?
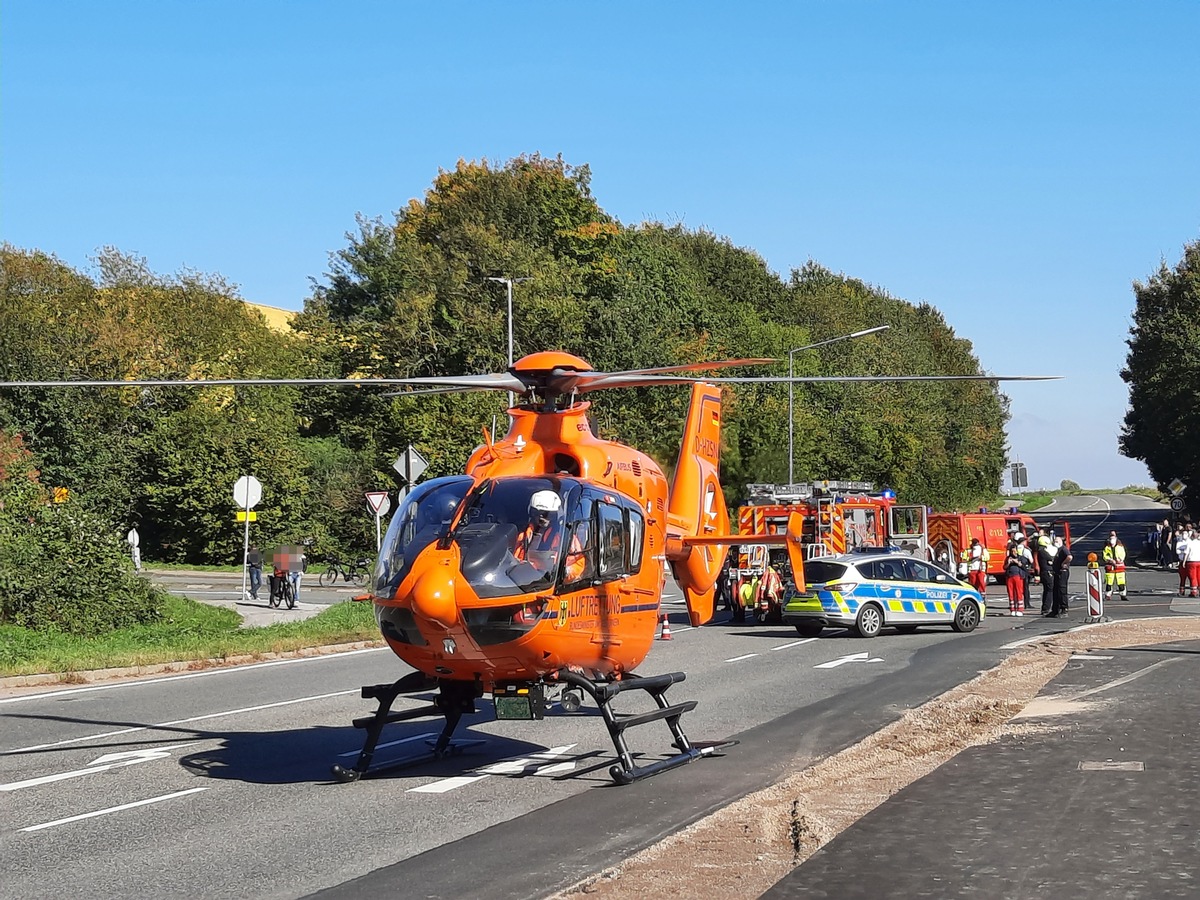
[814,651,884,669]
[1,744,199,792]
[393,444,428,484]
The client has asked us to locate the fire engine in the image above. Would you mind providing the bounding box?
[730,482,929,621]
[926,511,1072,582]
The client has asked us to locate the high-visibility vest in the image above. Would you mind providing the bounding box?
[1103,543,1126,571]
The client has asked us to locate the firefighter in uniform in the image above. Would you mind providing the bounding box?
[756,562,784,623]
[966,538,989,595]
[1102,531,1128,600]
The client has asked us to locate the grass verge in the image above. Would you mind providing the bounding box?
[0,594,380,677]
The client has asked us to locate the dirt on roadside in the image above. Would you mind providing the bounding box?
[551,617,1200,900]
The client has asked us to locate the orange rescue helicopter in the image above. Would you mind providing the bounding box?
[1,351,1056,784]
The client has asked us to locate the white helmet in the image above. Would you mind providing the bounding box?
[530,490,562,514]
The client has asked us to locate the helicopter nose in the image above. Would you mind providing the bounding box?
[410,564,457,629]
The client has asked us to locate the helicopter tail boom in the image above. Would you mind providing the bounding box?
[666,382,730,626]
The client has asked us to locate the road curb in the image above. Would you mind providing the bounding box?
[0,639,386,691]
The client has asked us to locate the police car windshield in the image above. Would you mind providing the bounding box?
[805,560,850,584]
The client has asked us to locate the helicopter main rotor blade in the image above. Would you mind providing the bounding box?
[0,373,527,391]
[575,373,1061,391]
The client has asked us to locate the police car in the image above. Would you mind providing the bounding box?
[781,549,985,638]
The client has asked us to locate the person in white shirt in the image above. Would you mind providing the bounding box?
[1182,529,1200,598]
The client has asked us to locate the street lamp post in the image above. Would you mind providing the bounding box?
[486,276,530,407]
[787,324,891,485]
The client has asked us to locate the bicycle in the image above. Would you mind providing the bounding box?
[268,571,297,609]
[318,557,371,587]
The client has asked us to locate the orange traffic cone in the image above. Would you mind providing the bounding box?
[659,612,672,640]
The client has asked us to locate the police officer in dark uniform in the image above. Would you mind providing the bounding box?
[1036,527,1058,616]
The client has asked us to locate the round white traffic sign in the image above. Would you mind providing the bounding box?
[1170,497,1185,512]
[233,475,262,509]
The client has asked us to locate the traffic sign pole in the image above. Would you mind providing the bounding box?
[233,475,262,603]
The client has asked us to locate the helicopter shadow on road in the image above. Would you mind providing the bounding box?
[3,697,609,788]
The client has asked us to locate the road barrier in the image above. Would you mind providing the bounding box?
[1085,554,1109,623]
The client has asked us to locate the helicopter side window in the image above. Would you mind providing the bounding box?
[628,509,644,571]
[597,502,626,579]
[561,517,595,588]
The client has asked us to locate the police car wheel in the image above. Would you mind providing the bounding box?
[855,603,883,639]
[952,601,981,633]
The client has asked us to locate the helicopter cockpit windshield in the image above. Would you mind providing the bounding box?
[373,475,473,597]
[451,476,583,598]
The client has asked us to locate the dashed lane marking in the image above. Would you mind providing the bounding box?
[0,646,388,706]
[771,638,818,651]
[724,653,759,663]
[3,689,361,755]
[21,787,208,833]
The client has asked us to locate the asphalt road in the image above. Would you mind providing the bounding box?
[0,495,1184,900]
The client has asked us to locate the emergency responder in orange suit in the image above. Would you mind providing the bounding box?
[1102,531,1127,600]
[966,538,989,595]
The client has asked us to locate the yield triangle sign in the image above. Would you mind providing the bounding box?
[365,491,390,516]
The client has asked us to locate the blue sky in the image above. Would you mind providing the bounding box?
[3,1,1198,490]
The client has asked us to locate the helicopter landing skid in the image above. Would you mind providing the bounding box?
[555,669,725,785]
[331,673,484,783]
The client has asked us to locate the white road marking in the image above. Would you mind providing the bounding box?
[408,774,489,794]
[1067,659,1176,701]
[771,638,818,651]
[724,653,759,662]
[337,732,437,758]
[408,744,578,794]
[0,646,389,706]
[1,743,202,792]
[1070,654,1114,660]
[999,621,1103,650]
[3,689,361,756]
[20,787,208,832]
[1068,496,1113,543]
[814,652,883,669]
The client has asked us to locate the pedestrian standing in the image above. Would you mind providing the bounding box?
[967,538,989,595]
[1003,542,1027,616]
[247,544,263,601]
[1182,528,1200,599]
[290,549,307,602]
[1159,519,1175,570]
[1050,536,1073,616]
[1102,531,1127,601]
[1036,528,1058,616]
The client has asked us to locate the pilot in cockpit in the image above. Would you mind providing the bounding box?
[514,490,563,569]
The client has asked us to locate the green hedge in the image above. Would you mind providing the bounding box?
[0,480,164,634]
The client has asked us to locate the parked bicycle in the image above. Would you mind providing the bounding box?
[318,557,371,587]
